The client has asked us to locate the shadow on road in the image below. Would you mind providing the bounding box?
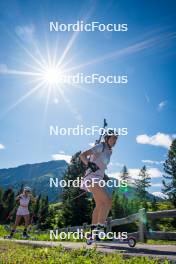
[98,244,176,257]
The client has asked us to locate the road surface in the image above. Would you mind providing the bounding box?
[1,238,176,262]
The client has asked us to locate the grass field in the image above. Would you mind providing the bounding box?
[0,240,171,264]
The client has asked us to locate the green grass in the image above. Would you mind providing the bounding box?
[0,240,170,264]
[146,240,176,245]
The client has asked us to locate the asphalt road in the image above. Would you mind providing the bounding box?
[1,238,176,262]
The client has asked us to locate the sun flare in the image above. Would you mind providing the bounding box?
[43,67,60,85]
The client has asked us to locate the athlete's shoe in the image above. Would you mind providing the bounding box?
[22,232,30,239]
[95,224,105,241]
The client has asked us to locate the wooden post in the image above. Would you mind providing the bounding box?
[106,217,112,233]
[138,208,147,243]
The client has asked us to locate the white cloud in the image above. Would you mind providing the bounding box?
[128,169,142,179]
[0,144,5,150]
[127,168,162,179]
[109,162,124,168]
[152,192,168,199]
[151,183,162,187]
[15,24,35,42]
[136,132,174,149]
[109,167,162,180]
[142,160,164,165]
[52,154,71,163]
[108,172,121,179]
[59,150,65,154]
[147,168,163,178]
[158,101,167,111]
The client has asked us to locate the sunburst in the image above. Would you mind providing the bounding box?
[0,27,174,122]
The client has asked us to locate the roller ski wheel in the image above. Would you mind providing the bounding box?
[86,234,94,245]
[86,235,101,245]
[128,237,136,248]
[86,239,93,245]
[4,235,13,239]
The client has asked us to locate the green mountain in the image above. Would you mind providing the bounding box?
[0,160,163,202]
[0,160,67,202]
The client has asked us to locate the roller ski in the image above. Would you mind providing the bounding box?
[4,229,16,239]
[86,224,105,245]
[22,228,37,240]
[86,225,136,248]
[4,235,13,239]
[86,234,136,248]
[22,229,30,239]
[86,234,96,245]
[22,233,30,239]
[4,233,34,240]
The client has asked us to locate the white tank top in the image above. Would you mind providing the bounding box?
[19,195,30,207]
[89,143,112,172]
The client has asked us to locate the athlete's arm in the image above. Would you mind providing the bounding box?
[15,194,22,201]
[79,149,93,166]
[80,143,103,166]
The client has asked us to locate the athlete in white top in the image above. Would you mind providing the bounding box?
[80,130,118,236]
[80,130,118,237]
[7,186,36,238]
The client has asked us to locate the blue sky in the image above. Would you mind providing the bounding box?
[0,0,176,196]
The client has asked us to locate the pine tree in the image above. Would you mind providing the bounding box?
[0,188,5,223]
[0,188,15,223]
[33,194,41,225]
[128,199,140,214]
[135,166,151,204]
[62,152,92,226]
[120,165,131,185]
[17,184,24,195]
[111,192,124,219]
[119,165,133,201]
[38,196,50,229]
[162,139,176,207]
[0,188,2,202]
[151,196,158,211]
[121,194,129,217]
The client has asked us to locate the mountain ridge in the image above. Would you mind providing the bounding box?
[0,160,68,202]
[0,160,163,202]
